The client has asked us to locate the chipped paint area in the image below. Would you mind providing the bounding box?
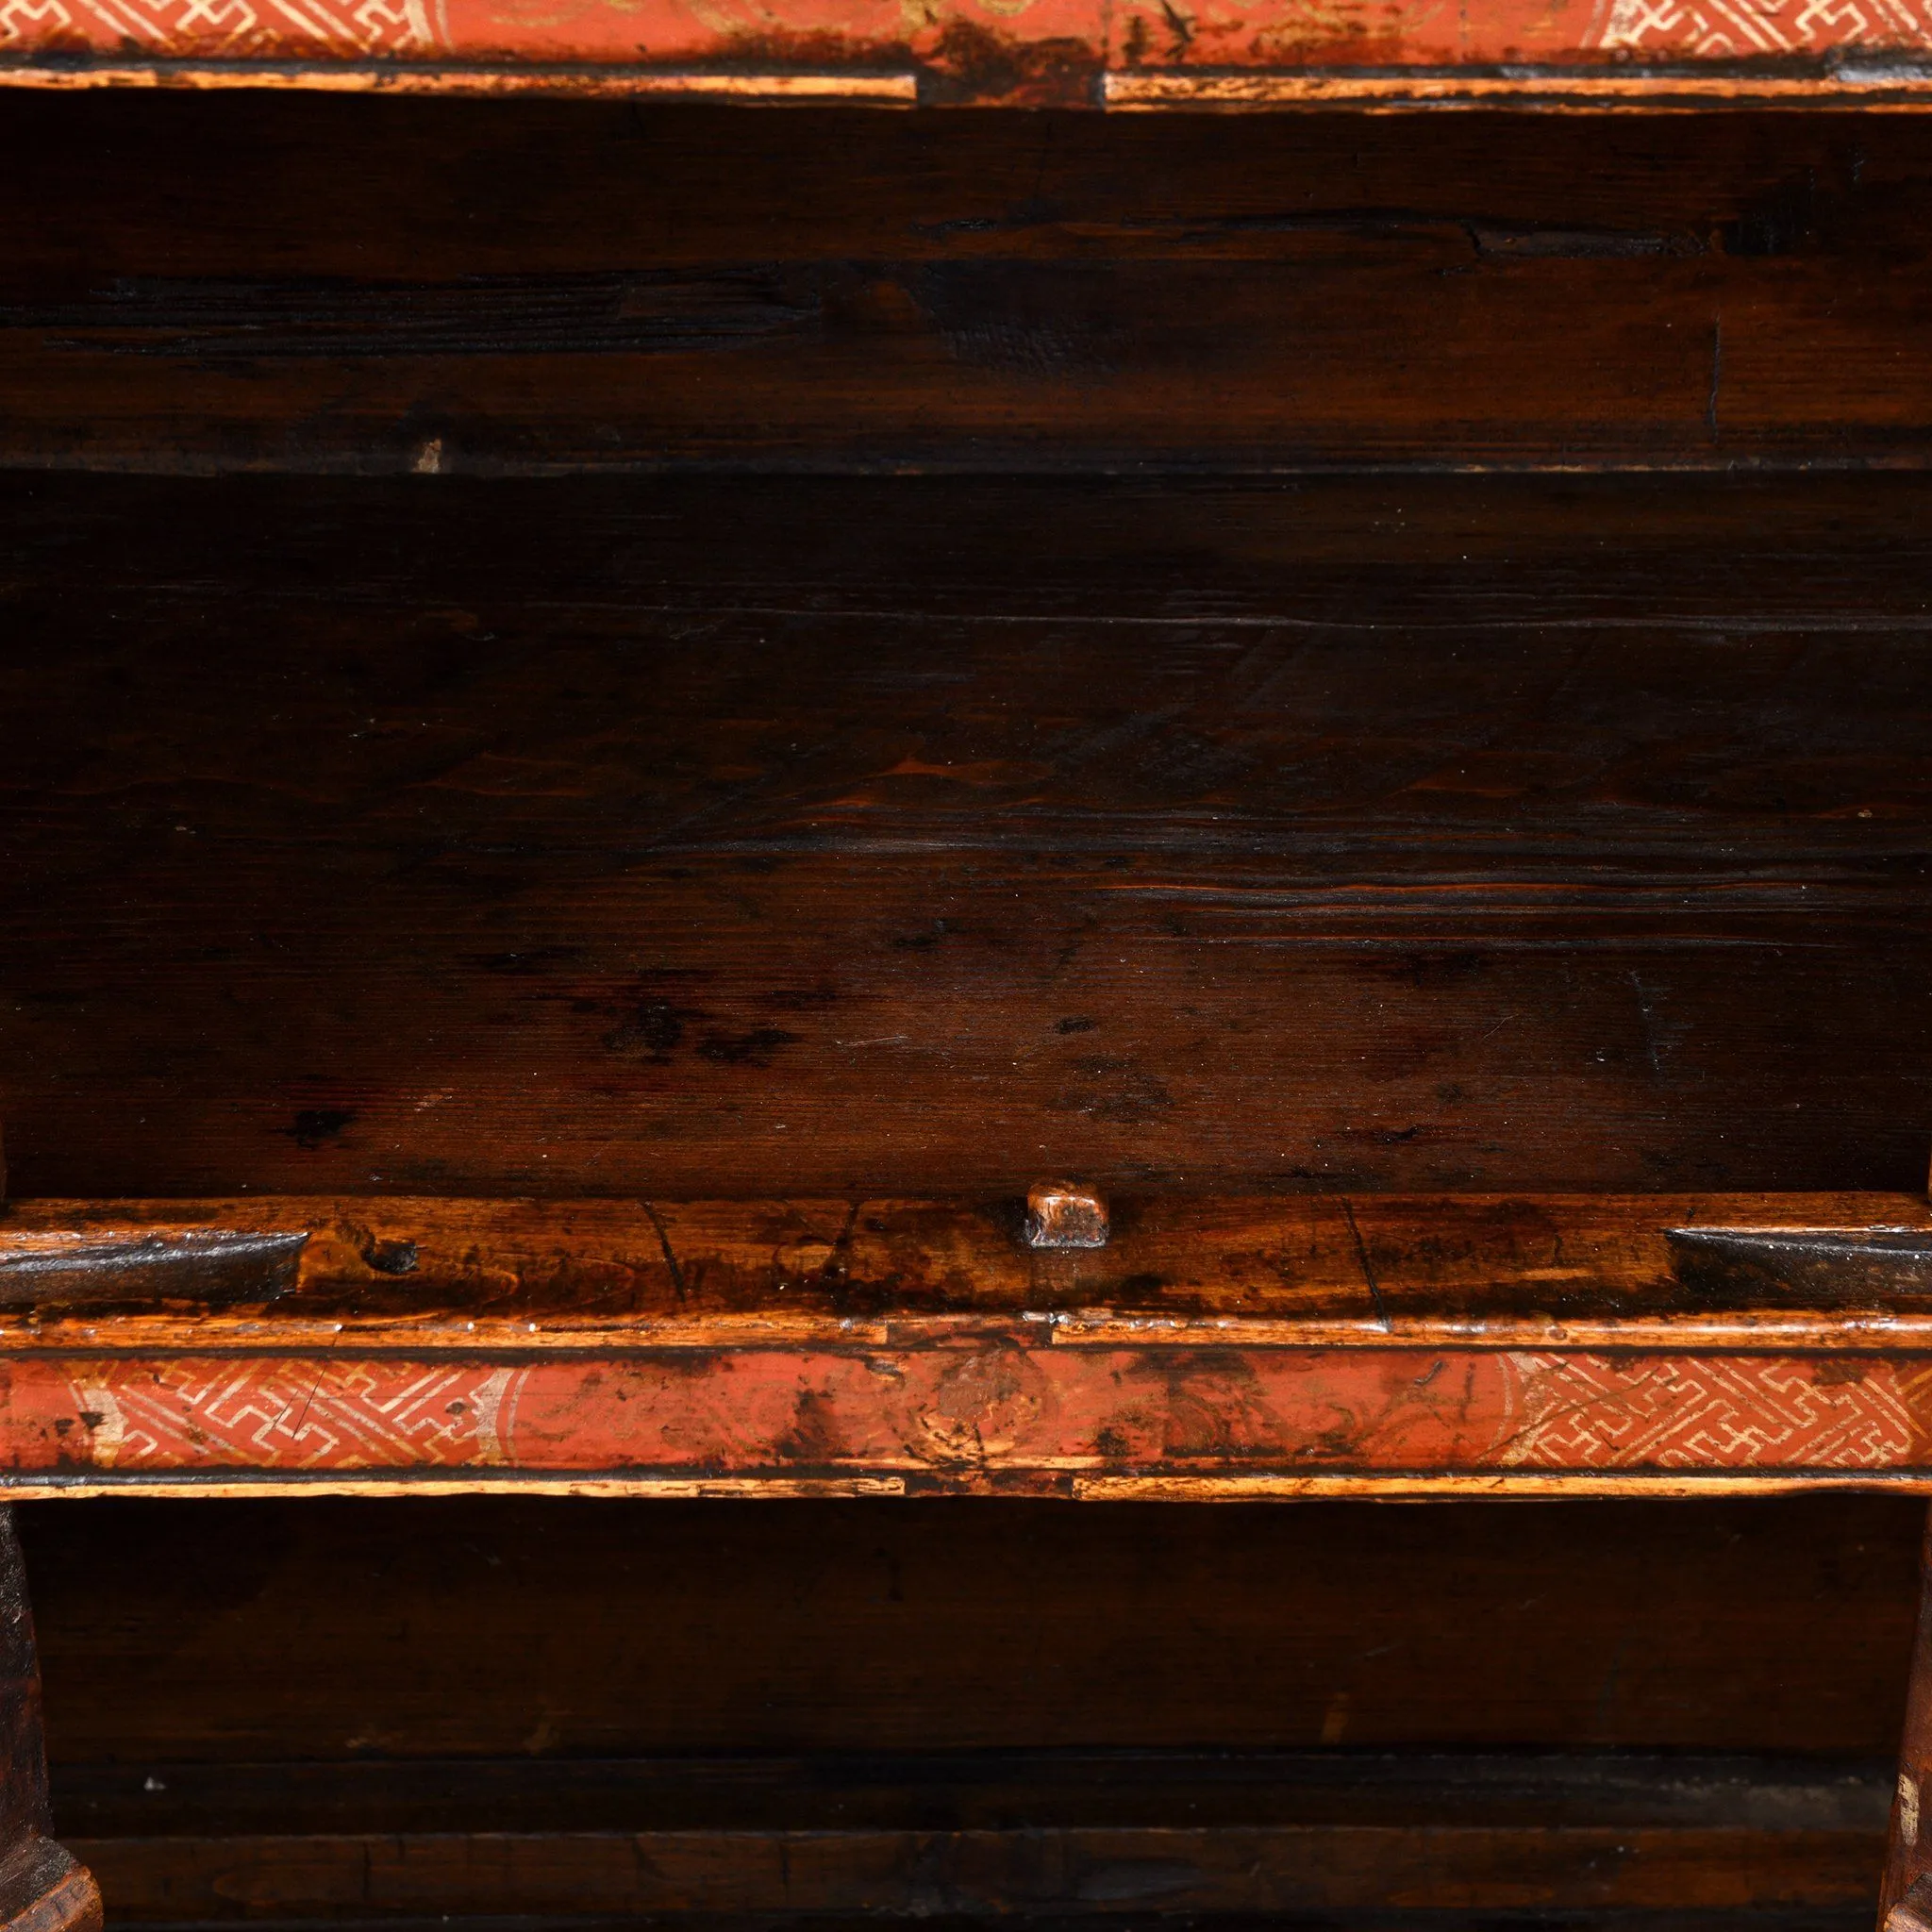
[5,1346,1932,1489]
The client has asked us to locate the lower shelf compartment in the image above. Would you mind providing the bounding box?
[54,1753,1891,1922]
[20,1496,1923,1928]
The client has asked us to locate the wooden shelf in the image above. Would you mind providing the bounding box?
[0,1192,1926,1496]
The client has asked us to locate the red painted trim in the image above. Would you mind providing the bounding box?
[3,1344,1926,1484]
[4,0,1930,94]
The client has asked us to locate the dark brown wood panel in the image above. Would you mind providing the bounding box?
[17,1498,1923,1757]
[0,1519,50,1856]
[58,1818,1887,1920]
[43,1751,1893,1838]
[44,1755,1899,1924]
[2,99,1932,471]
[4,475,1931,1199]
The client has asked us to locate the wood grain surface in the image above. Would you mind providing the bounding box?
[8,72,1929,1932]
[1883,1510,1932,1925]
[56,1818,1888,1918]
[8,104,1932,468]
[6,472,1932,1204]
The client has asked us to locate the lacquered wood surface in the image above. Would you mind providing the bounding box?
[6,0,1932,104]
[0,1194,1927,1492]
[3,74,1925,1932]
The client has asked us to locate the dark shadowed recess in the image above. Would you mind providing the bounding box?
[10,1496,1922,1924]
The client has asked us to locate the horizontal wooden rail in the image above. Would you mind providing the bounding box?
[2,1193,1932,1496]
[8,58,1932,108]
[8,0,1932,108]
[32,1750,1889,1921]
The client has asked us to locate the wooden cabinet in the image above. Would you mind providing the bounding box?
[5,86,1932,1932]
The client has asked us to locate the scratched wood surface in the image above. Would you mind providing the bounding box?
[10,103,1932,468]
[7,472,1932,1205]
[7,1193,1932,1338]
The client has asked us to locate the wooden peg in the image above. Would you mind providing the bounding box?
[1024,1181,1109,1251]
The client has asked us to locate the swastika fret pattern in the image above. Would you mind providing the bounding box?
[0,1348,1924,1486]
[1499,1354,1929,1470]
[70,1361,525,1471]
[0,0,432,55]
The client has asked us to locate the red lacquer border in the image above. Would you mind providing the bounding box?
[2,1344,1927,1489]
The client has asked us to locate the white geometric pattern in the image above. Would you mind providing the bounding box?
[72,1361,528,1471]
[1594,0,1928,53]
[2,0,431,52]
[1497,1353,1919,1469]
[0,0,75,42]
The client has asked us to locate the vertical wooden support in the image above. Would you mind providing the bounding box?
[1884,1507,1932,1932]
[0,1512,98,1932]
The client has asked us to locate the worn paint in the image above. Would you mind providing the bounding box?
[3,1193,1931,1493]
[0,1344,1929,1490]
[4,0,1932,100]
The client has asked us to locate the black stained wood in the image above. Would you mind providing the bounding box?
[22,1918,1876,1932]
[0,1232,307,1309]
[1883,1508,1932,1926]
[52,1815,1887,1919]
[49,1753,1894,1920]
[1,98,1931,472]
[0,1518,50,1852]
[3,473,1932,1199]
[1670,1228,1932,1305]
[16,1497,1923,1759]
[45,1752,1894,1838]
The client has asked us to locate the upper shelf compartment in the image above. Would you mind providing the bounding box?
[6,471,1932,1205]
[7,0,1932,107]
